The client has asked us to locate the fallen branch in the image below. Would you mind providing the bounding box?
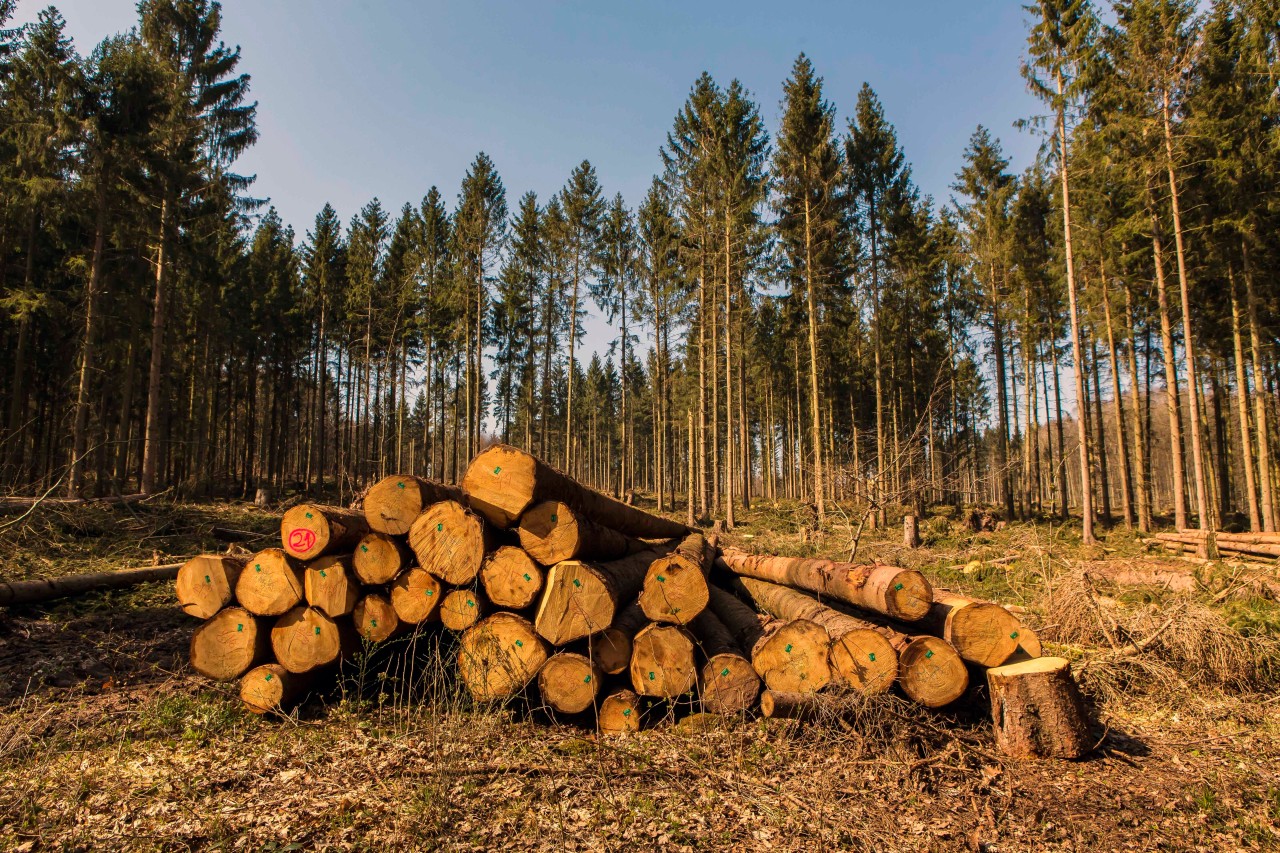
[0,560,189,607]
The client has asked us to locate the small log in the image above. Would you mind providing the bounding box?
[234,548,305,617]
[537,651,603,714]
[462,444,690,537]
[303,554,358,618]
[352,532,412,585]
[718,548,933,621]
[281,504,370,561]
[589,601,648,675]
[687,608,760,714]
[749,619,832,694]
[759,690,868,721]
[903,514,921,548]
[408,500,489,585]
[921,593,1023,667]
[479,545,544,609]
[533,549,664,644]
[458,612,549,702]
[987,657,1091,759]
[389,566,443,625]
[239,663,308,715]
[639,532,713,624]
[271,605,346,673]
[175,555,247,619]
[352,592,400,643]
[598,688,642,734]
[189,607,269,681]
[630,622,697,698]
[517,500,643,566]
[440,588,486,632]
[363,474,463,535]
[1,561,185,608]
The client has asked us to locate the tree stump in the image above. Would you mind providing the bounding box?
[903,514,921,548]
[987,657,1092,759]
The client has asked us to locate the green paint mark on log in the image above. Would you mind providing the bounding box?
[204,575,211,584]
[237,624,243,632]
[720,668,730,677]
[785,644,792,653]
[925,650,934,659]
[361,545,368,552]
[622,708,631,717]
[515,640,523,647]
[264,673,273,681]
[523,574,531,582]
[314,627,321,635]
[437,523,443,532]
[648,672,655,680]
[894,583,903,591]
[869,653,876,662]
[573,579,581,588]
[493,467,501,475]
[305,512,313,519]
[397,481,405,489]
[1011,631,1019,640]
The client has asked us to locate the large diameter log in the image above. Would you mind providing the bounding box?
[463,444,690,537]
[734,577,896,695]
[688,608,760,714]
[921,594,1023,667]
[175,555,247,619]
[2,561,185,608]
[718,548,932,621]
[479,545,544,609]
[629,623,697,698]
[389,566,443,625]
[352,532,412,585]
[750,619,832,694]
[408,500,489,585]
[533,549,662,644]
[281,504,370,561]
[458,612,549,702]
[271,606,346,673]
[517,500,644,566]
[440,588,486,632]
[537,651,603,714]
[363,474,463,535]
[590,602,648,675]
[598,688,642,734]
[303,554,358,618]
[239,663,308,715]
[189,607,269,681]
[639,532,714,625]
[352,592,400,643]
[234,548,305,617]
[987,657,1092,759]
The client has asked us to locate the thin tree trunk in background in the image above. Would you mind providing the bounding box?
[141,197,171,496]
[1102,272,1134,529]
[1242,241,1275,531]
[1124,282,1151,531]
[1230,271,1261,530]
[1152,196,1187,530]
[803,194,824,523]
[723,213,735,528]
[69,189,109,496]
[1051,342,1068,520]
[1091,341,1111,523]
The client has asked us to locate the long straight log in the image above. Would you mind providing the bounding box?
[189,606,269,681]
[458,612,549,702]
[687,608,761,714]
[303,554,358,618]
[717,548,933,621]
[408,499,490,585]
[479,545,544,609]
[705,584,767,654]
[538,651,603,714]
[1,561,185,608]
[590,601,648,675]
[175,555,247,619]
[639,532,714,624]
[517,500,644,566]
[630,622,697,698]
[352,532,412,585]
[281,504,370,561]
[463,444,690,537]
[235,548,305,617]
[363,474,463,535]
[759,689,869,721]
[533,549,666,644]
[920,592,1023,667]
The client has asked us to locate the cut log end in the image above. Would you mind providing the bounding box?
[458,612,548,702]
[829,628,898,695]
[281,504,369,561]
[176,555,245,620]
[630,623,697,698]
[440,588,486,632]
[937,598,1023,667]
[389,566,443,625]
[533,560,616,645]
[303,554,358,618]
[234,548,304,617]
[751,619,832,694]
[352,592,399,643]
[479,546,544,609]
[462,445,539,528]
[239,663,305,715]
[189,607,267,681]
[598,688,642,735]
[363,474,460,535]
[898,636,968,708]
[271,606,343,673]
[409,500,487,585]
[699,653,760,714]
[639,552,709,625]
[352,532,410,585]
[518,500,582,565]
[883,570,933,621]
[988,656,1092,759]
[538,652,603,714]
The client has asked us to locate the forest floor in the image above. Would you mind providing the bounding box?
[1,496,1279,851]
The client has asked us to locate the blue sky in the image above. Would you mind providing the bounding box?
[15,0,1046,361]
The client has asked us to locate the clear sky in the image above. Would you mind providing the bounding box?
[14,0,1046,360]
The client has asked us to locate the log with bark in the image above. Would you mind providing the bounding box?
[389,566,443,625]
[303,554,358,618]
[479,545,544,609]
[987,656,1091,759]
[440,588,486,632]
[457,612,549,702]
[462,444,690,538]
[280,504,370,561]
[598,688,642,734]
[239,663,308,715]
[2,561,186,608]
[234,548,305,617]
[408,499,490,585]
[630,622,698,698]
[589,601,648,675]
[189,606,269,681]
[175,555,247,619]
[639,532,714,625]
[718,548,933,621]
[759,689,869,721]
[687,608,761,714]
[517,500,644,566]
[533,549,665,644]
[352,532,412,585]
[363,474,463,535]
[537,651,603,714]
[921,593,1023,667]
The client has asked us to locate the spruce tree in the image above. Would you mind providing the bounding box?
[558,160,603,475]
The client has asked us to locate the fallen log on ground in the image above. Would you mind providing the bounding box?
[363,474,463,535]
[639,532,714,624]
[921,592,1023,667]
[1,560,187,608]
[759,689,867,721]
[517,500,644,566]
[687,608,760,714]
[590,601,648,675]
[987,657,1091,759]
[598,688,642,734]
[239,663,309,714]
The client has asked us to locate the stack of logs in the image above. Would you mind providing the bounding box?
[1148,529,1280,562]
[176,444,1091,759]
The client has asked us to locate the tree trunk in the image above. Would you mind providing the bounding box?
[140,197,171,495]
[458,612,549,702]
[175,555,247,619]
[271,605,349,673]
[1152,198,1187,529]
[1242,242,1275,531]
[987,657,1091,759]
[630,622,697,697]
[687,608,761,713]
[389,566,443,625]
[302,554,359,618]
[1231,271,1261,530]
[533,549,667,645]
[281,503,370,561]
[234,548,305,617]
[517,499,645,566]
[538,652,603,714]
[1102,271,1134,528]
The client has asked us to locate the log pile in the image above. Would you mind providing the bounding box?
[175,445,1085,757]
[1148,529,1280,561]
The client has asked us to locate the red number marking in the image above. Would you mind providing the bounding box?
[288,528,317,554]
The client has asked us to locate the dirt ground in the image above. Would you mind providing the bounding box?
[1,498,1278,851]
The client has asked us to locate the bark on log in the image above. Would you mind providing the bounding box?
[363,474,463,535]
[759,690,875,721]
[440,588,486,632]
[590,601,648,675]
[718,548,933,621]
[234,548,305,617]
[271,605,347,673]
[921,593,1023,667]
[533,549,664,644]
[1,561,185,608]
[733,577,896,695]
[389,566,443,625]
[598,688,642,734]
[517,500,644,566]
[639,532,714,624]
[352,532,412,585]
[458,612,549,702]
[408,499,490,585]
[479,545,544,609]
[705,584,767,654]
[189,606,269,681]
[987,657,1092,759]
[281,504,370,561]
[537,651,603,714]
[688,608,761,714]
[352,592,400,643]
[463,444,690,537]
[303,554,358,618]
[175,555,247,619]
[629,622,697,698]
[239,663,308,715]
